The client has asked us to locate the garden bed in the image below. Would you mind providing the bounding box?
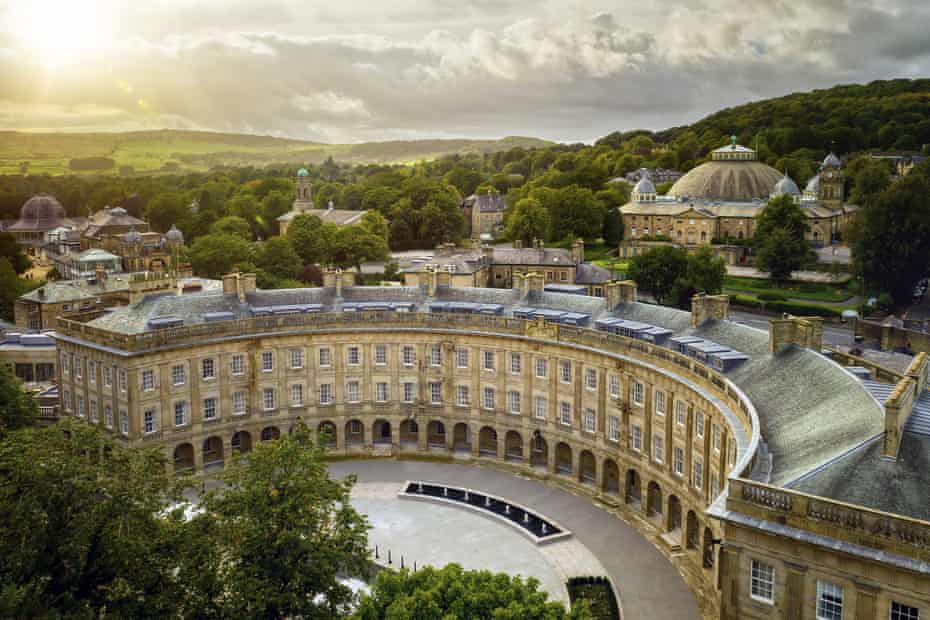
[567,576,620,620]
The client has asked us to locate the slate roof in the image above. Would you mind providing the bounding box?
[575,263,612,285]
[277,208,367,226]
[462,193,507,213]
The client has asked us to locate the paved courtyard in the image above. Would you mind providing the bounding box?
[329,459,701,620]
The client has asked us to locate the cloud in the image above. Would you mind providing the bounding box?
[0,0,928,143]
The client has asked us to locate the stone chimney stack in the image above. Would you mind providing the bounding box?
[223,272,240,296]
[769,315,824,353]
[607,280,637,305]
[691,293,730,327]
[514,271,545,297]
[221,271,257,302]
[481,244,494,266]
[571,238,584,264]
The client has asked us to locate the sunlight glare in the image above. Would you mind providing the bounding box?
[8,0,114,69]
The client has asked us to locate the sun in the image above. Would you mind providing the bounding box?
[7,0,114,69]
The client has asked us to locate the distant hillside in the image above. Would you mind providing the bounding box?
[0,129,554,176]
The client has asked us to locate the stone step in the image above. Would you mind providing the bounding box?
[660,530,683,553]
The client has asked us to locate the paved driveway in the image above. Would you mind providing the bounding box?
[329,459,701,620]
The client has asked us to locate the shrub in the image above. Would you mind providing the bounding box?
[757,291,788,302]
[765,300,842,318]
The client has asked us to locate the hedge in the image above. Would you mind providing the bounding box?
[730,294,842,317]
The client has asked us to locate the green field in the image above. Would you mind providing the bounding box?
[723,275,855,303]
[0,130,553,176]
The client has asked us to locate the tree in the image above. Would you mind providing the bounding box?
[144,192,187,232]
[0,422,185,618]
[388,179,464,250]
[187,234,254,278]
[0,364,36,435]
[687,245,726,294]
[287,214,335,265]
[359,210,389,242]
[255,237,301,280]
[354,564,589,620]
[531,186,605,241]
[361,186,401,217]
[849,160,892,205]
[444,166,484,196]
[752,195,816,283]
[194,422,369,619]
[210,215,253,240]
[0,232,29,274]
[602,207,623,246]
[627,246,690,305]
[262,190,292,233]
[0,257,32,322]
[851,174,930,304]
[504,198,551,246]
[331,226,389,271]
[228,194,264,238]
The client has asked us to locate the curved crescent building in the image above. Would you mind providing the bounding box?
[53,270,930,619]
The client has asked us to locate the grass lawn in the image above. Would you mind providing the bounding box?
[723,275,855,303]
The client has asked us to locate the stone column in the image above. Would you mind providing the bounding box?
[718,544,742,620]
[783,561,807,620]
[853,579,880,619]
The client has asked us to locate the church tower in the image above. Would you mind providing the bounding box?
[818,153,844,208]
[294,168,314,213]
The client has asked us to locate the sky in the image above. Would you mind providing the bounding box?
[1,0,929,144]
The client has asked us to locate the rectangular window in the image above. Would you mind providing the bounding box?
[290,348,304,369]
[348,346,361,366]
[713,424,722,452]
[560,401,572,426]
[203,397,217,420]
[711,473,719,498]
[231,354,245,375]
[262,388,276,411]
[172,365,185,386]
[483,350,495,371]
[374,344,387,365]
[76,395,85,418]
[103,366,112,387]
[510,353,521,374]
[609,375,620,398]
[654,390,666,415]
[749,559,775,604]
[535,357,547,378]
[696,411,705,438]
[62,354,69,374]
[291,384,304,406]
[693,458,703,490]
[631,425,642,451]
[202,358,215,380]
[75,357,82,379]
[534,396,547,420]
[583,408,596,433]
[375,382,388,403]
[632,381,643,405]
[653,435,664,463]
[816,580,843,620]
[119,368,127,392]
[608,415,620,441]
[402,346,415,366]
[891,602,920,620]
[144,409,156,434]
[429,344,442,367]
[63,390,71,412]
[261,351,274,372]
[403,382,415,404]
[174,402,187,427]
[676,401,687,426]
[88,361,96,383]
[560,360,572,383]
[349,420,363,435]
[119,410,129,435]
[233,392,247,415]
[319,348,332,367]
[89,399,98,422]
[585,368,597,390]
[429,382,442,405]
[674,446,685,476]
[103,405,113,428]
[456,348,469,368]
[729,442,738,466]
[346,381,360,403]
[508,390,521,415]
[142,370,154,391]
[457,385,471,407]
[320,383,333,405]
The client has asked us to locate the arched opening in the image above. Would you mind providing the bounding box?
[373,419,392,445]
[686,511,700,550]
[530,432,548,468]
[478,426,498,457]
[173,443,194,473]
[647,481,663,518]
[202,436,224,469]
[555,442,572,475]
[626,469,641,505]
[602,459,620,494]
[504,430,523,461]
[452,423,470,453]
[399,419,419,447]
[579,450,596,484]
[317,421,336,449]
[427,420,446,448]
[667,495,682,533]
[261,426,280,442]
[231,431,252,454]
[703,527,716,569]
[345,419,364,447]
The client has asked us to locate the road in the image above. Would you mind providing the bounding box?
[729,309,855,347]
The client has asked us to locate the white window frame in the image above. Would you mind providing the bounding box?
[290,348,304,370]
[347,346,361,366]
[457,385,471,407]
[141,370,154,392]
[560,360,572,383]
[693,458,703,490]
[676,400,687,426]
[172,364,185,386]
[374,344,388,365]
[510,353,521,374]
[583,408,596,433]
[609,374,620,399]
[482,350,495,371]
[508,390,521,415]
[891,601,920,620]
[203,397,218,420]
[174,401,187,427]
[713,424,722,452]
[429,344,442,367]
[559,401,572,426]
[534,396,547,420]
[143,409,157,434]
[456,348,469,369]
[632,381,644,406]
[816,580,843,620]
[654,389,666,415]
[291,384,304,407]
[233,391,247,415]
[320,383,333,405]
[231,354,245,376]
[103,366,112,387]
[696,411,705,438]
[103,405,113,428]
[119,410,129,436]
[674,446,684,476]
[608,415,620,442]
[535,357,547,379]
[119,368,126,392]
[319,347,332,368]
[262,388,276,411]
[429,381,442,405]
[403,382,415,404]
[261,351,274,372]
[585,368,597,390]
[402,346,415,366]
[346,380,361,403]
[202,358,215,380]
[375,382,388,403]
[653,435,664,463]
[631,424,642,452]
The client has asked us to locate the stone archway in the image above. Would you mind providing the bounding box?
[478,426,498,456]
[626,469,642,505]
[399,419,419,447]
[686,511,700,550]
[504,430,523,461]
[373,419,392,445]
[173,443,194,473]
[345,419,364,447]
[427,420,446,448]
[202,436,224,468]
[579,450,596,484]
[261,426,280,442]
[555,442,572,475]
[452,423,470,452]
[317,421,336,449]
[667,495,682,533]
[232,430,252,454]
[602,458,620,494]
[647,481,663,518]
[530,432,548,468]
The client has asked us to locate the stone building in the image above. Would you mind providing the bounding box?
[277,168,368,235]
[460,191,506,241]
[3,194,86,254]
[619,139,859,259]
[52,271,930,619]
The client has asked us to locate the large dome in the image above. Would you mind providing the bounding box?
[13,193,67,230]
[668,160,784,201]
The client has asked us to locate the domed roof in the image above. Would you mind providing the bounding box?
[11,193,67,231]
[633,174,656,195]
[805,175,820,193]
[122,227,142,244]
[297,168,310,177]
[164,224,184,243]
[668,160,784,201]
[772,172,801,196]
[822,152,841,168]
[110,207,128,216]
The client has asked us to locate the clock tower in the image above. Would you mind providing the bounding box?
[818,152,844,208]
